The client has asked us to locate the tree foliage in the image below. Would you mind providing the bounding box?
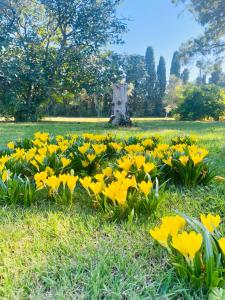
[145,46,157,116]
[173,0,225,58]
[0,0,126,121]
[170,51,181,78]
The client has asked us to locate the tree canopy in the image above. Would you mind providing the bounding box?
[0,0,127,121]
[173,0,225,58]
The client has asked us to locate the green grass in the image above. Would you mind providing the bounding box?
[0,119,225,299]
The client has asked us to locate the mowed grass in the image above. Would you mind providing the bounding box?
[0,118,225,299]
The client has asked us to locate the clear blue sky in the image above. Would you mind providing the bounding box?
[112,0,203,80]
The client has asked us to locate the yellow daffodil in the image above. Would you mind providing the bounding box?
[171,231,202,262]
[200,214,221,232]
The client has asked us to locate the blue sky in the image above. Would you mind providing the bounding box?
[112,0,203,80]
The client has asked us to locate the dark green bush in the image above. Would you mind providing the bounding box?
[175,85,225,121]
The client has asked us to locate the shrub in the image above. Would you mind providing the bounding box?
[175,85,225,121]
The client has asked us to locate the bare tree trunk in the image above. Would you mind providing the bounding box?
[109,84,131,126]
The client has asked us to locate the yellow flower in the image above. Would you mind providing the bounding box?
[109,142,122,152]
[171,231,202,262]
[45,175,61,193]
[218,238,225,255]
[125,144,144,153]
[102,167,113,177]
[82,160,89,168]
[200,214,221,232]
[161,215,186,236]
[30,159,39,171]
[61,157,71,168]
[2,170,10,183]
[7,142,15,149]
[80,177,92,191]
[87,154,96,162]
[92,144,107,155]
[143,162,155,173]
[89,181,103,196]
[78,143,90,154]
[113,170,127,181]
[157,144,169,152]
[115,189,127,206]
[34,171,48,190]
[179,155,189,166]
[190,154,203,166]
[134,155,145,170]
[163,157,172,167]
[66,175,78,193]
[117,156,133,171]
[138,181,153,197]
[94,174,105,182]
[150,226,170,248]
[59,173,68,187]
[35,154,45,165]
[48,144,59,154]
[103,183,117,202]
[142,139,153,147]
[45,166,54,176]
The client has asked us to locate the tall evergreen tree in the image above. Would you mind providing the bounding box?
[157,56,167,98]
[170,51,181,78]
[181,68,190,84]
[155,56,166,116]
[145,46,157,116]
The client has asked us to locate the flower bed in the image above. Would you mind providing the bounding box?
[0,132,214,219]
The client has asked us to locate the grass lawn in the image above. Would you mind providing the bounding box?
[0,118,225,299]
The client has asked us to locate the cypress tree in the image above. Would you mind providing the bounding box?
[170,51,181,78]
[157,56,166,98]
[155,56,166,116]
[145,46,156,116]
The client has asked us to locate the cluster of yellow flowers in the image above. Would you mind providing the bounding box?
[0,132,212,209]
[150,214,225,262]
